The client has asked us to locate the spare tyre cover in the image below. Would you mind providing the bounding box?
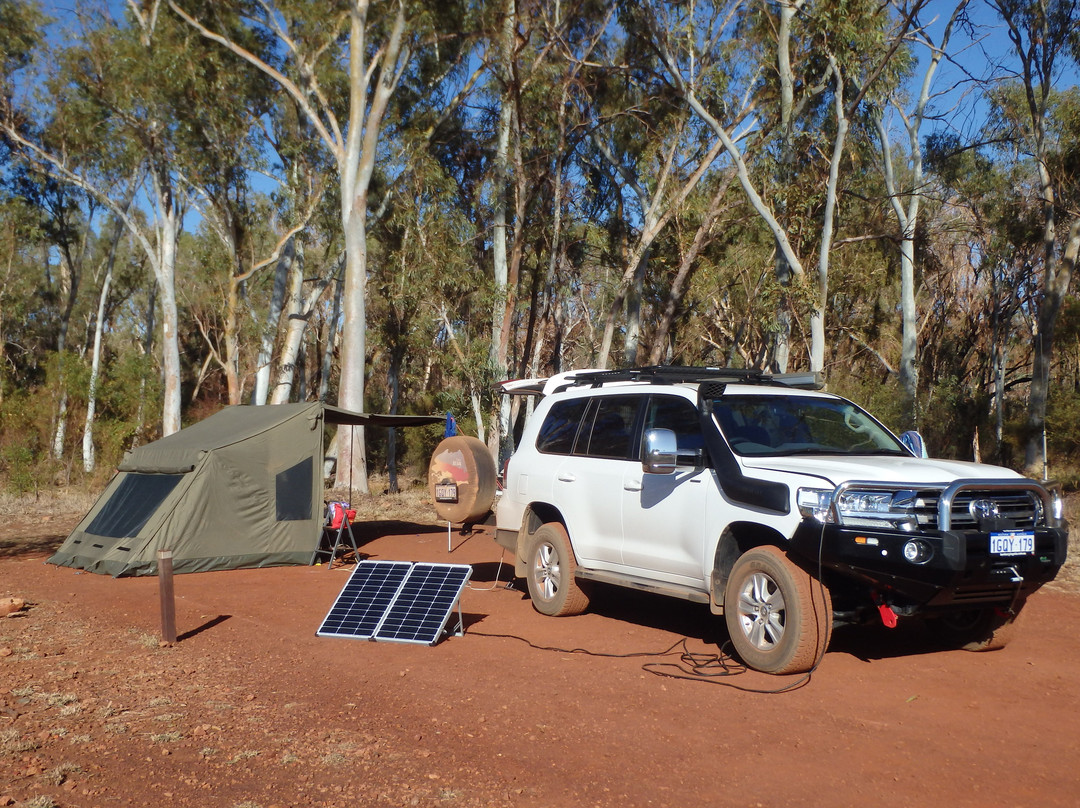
[428,435,497,523]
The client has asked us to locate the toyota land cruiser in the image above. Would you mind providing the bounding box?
[494,366,1068,675]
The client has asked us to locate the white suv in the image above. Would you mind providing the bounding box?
[494,366,1068,674]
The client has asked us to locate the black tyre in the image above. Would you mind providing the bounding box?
[723,546,833,675]
[524,523,590,617]
[934,606,1020,652]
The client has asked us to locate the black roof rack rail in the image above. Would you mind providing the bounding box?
[563,366,822,391]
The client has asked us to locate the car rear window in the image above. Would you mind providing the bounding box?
[578,395,641,459]
[536,398,589,454]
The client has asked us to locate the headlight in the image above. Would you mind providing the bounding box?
[797,488,834,522]
[836,491,893,514]
[834,489,919,531]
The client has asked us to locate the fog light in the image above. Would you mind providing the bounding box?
[902,539,932,564]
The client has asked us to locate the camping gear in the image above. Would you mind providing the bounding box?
[49,403,440,577]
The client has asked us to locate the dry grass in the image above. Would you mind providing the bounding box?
[0,487,98,519]
[0,475,435,523]
[325,474,437,525]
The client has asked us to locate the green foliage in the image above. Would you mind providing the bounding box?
[1046,387,1080,484]
[1,445,36,493]
[829,373,907,436]
[1,0,1079,486]
[0,385,54,493]
[0,0,49,78]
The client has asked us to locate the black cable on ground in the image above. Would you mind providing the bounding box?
[469,631,814,694]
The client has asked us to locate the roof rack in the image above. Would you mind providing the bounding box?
[561,366,822,391]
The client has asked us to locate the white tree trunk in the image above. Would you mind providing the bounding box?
[487,0,515,458]
[335,0,408,494]
[320,257,345,403]
[271,240,309,405]
[254,236,294,405]
[152,173,184,436]
[82,251,116,472]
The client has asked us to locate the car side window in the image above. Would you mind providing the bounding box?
[577,395,641,460]
[644,395,704,465]
[536,398,588,454]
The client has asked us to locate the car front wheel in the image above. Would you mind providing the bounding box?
[524,523,590,617]
[723,546,832,675]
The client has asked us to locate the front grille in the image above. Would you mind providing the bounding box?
[913,490,1040,530]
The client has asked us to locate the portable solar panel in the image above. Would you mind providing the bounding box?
[374,563,472,645]
[316,560,412,640]
[316,561,472,646]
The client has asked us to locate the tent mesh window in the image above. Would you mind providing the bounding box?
[86,473,184,538]
[276,456,313,521]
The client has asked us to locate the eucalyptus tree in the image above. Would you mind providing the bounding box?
[81,175,141,471]
[872,0,968,426]
[0,197,42,410]
[253,96,340,406]
[584,56,727,369]
[632,0,918,373]
[171,0,480,493]
[0,0,46,103]
[369,155,475,489]
[484,0,613,456]
[0,3,254,437]
[984,0,1080,477]
[518,0,612,379]
[178,62,277,406]
[7,172,98,460]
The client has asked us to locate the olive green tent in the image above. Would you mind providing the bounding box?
[48,403,440,577]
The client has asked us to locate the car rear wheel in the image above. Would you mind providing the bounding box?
[723,546,832,675]
[524,523,590,617]
[934,606,1020,651]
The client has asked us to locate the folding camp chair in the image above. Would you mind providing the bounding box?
[310,502,360,568]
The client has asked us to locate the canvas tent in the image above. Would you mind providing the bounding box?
[49,403,440,577]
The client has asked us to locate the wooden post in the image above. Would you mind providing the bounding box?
[158,549,177,644]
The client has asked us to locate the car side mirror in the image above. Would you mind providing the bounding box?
[642,428,678,474]
[900,430,929,458]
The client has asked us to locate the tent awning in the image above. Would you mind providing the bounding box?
[322,405,442,428]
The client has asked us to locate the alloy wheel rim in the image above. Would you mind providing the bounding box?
[736,571,786,650]
[535,542,561,600]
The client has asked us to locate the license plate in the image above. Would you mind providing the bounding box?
[989,531,1034,556]
[434,483,458,503]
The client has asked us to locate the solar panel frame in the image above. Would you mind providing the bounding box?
[315,560,412,640]
[373,563,472,646]
[316,561,472,646]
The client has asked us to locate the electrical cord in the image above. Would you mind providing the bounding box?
[462,531,825,693]
[638,519,831,693]
[465,557,505,591]
[469,631,813,694]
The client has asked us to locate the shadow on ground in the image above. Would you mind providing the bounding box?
[0,533,66,560]
[352,520,445,543]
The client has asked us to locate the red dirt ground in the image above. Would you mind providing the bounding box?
[1,514,1078,808]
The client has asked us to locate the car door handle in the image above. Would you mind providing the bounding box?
[624,479,643,492]
[556,472,577,483]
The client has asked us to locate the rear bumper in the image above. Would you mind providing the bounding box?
[788,520,1068,611]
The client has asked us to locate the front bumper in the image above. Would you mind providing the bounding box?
[788,520,1068,611]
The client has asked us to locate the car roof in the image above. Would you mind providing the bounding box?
[498,366,825,398]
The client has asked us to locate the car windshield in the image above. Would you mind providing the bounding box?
[713,395,909,457]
